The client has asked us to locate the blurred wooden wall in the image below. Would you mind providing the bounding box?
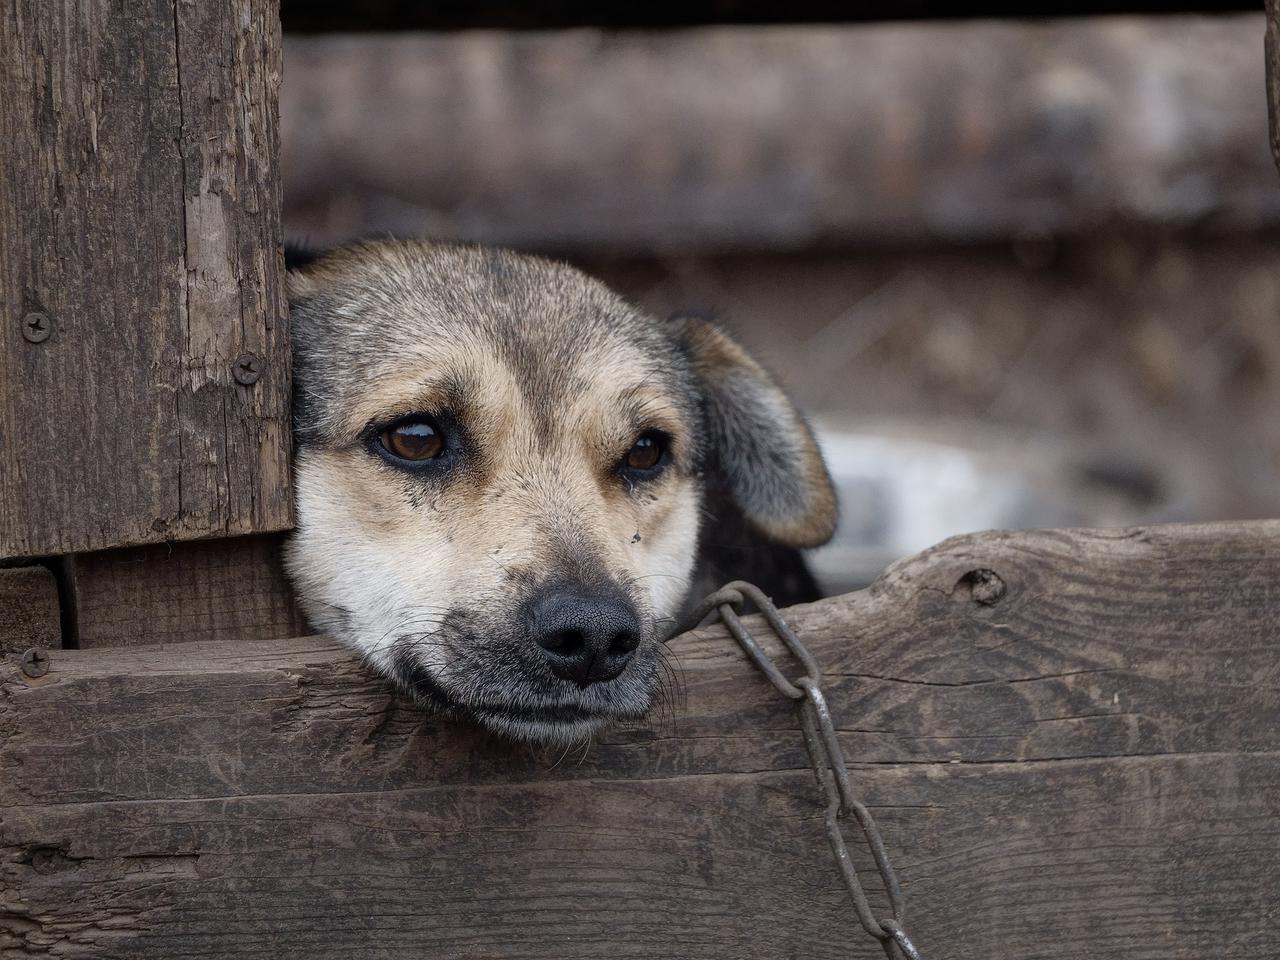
[282,17,1276,253]
[280,15,1280,529]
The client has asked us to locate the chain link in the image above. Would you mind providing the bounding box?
[685,581,926,960]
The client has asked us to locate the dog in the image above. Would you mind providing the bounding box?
[284,240,837,745]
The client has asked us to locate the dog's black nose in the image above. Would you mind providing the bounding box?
[526,586,642,686]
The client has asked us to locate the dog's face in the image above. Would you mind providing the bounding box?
[285,241,835,744]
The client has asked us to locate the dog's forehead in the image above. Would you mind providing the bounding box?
[291,242,695,441]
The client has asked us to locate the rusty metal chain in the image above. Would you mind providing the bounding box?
[686,581,925,960]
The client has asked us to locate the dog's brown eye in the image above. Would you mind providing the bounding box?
[624,433,665,471]
[381,420,444,461]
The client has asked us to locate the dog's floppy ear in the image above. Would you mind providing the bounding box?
[284,244,324,302]
[671,313,837,549]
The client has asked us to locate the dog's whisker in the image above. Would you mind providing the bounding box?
[547,738,576,772]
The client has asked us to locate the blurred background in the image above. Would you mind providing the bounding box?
[279,11,1280,595]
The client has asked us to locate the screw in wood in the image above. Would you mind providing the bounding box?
[20,647,50,678]
[20,311,52,343]
[232,352,262,385]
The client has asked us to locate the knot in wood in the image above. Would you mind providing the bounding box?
[959,568,1006,605]
[30,847,64,875]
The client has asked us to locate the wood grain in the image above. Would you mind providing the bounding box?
[0,0,291,560]
[71,534,304,648]
[2,522,1278,957]
[283,16,1280,254]
[0,566,59,655]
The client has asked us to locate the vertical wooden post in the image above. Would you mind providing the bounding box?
[0,0,290,560]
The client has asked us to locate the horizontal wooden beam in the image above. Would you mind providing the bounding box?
[70,533,304,648]
[281,0,1257,32]
[283,15,1279,254]
[3,522,1279,957]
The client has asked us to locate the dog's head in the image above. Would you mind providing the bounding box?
[285,240,835,744]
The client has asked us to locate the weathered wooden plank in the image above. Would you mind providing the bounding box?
[282,16,1280,254]
[2,756,1276,959]
[280,0,1259,32]
[70,534,303,648]
[7,521,1280,800]
[2,522,1278,957]
[0,0,291,560]
[0,566,59,655]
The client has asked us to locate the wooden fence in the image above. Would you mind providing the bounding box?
[2,1,1280,957]
[3,522,1279,956]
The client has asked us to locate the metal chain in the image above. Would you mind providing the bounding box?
[685,581,926,960]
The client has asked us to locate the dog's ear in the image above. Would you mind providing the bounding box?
[671,313,837,549]
[285,269,319,302]
[283,243,327,302]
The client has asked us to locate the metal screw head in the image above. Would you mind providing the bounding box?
[21,311,52,343]
[232,352,262,385]
[20,647,50,678]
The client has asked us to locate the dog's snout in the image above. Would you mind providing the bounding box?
[526,586,642,686]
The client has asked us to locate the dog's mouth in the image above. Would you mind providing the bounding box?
[468,700,643,745]
[440,684,656,746]
[384,639,657,744]
[474,701,597,725]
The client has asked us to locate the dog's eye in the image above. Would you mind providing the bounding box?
[623,432,666,473]
[381,419,445,462]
